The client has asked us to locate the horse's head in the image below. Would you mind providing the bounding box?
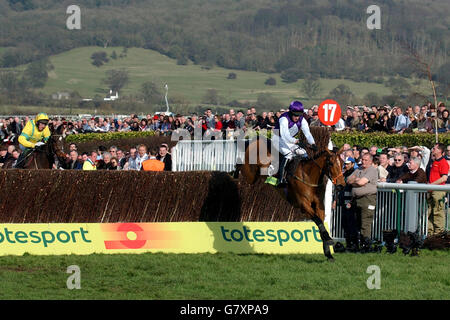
[325,147,346,192]
[49,124,68,160]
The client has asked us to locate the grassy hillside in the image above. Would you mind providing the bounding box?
[0,105,94,116]
[36,46,430,108]
[1,0,448,83]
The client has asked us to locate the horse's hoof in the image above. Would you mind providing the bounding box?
[327,257,335,262]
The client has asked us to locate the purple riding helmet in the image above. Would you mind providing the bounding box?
[289,101,304,116]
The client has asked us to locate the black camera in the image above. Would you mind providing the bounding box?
[399,231,423,256]
[383,229,398,254]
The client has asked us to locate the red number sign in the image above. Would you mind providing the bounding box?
[318,99,341,126]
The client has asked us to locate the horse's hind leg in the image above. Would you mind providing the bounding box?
[311,215,334,261]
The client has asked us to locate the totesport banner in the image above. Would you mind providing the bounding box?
[0,222,331,255]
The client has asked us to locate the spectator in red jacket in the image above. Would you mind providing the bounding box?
[427,143,449,235]
[214,115,223,131]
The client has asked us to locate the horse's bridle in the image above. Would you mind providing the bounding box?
[320,151,344,185]
[293,151,343,187]
[48,134,67,162]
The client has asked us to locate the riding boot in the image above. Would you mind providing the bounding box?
[276,157,289,187]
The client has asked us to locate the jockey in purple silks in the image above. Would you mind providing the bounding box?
[273,101,317,187]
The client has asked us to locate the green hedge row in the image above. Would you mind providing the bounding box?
[65,130,450,149]
[331,132,450,149]
[66,131,157,143]
[251,130,450,149]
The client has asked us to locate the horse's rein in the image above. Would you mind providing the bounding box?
[293,173,321,187]
[293,151,342,187]
[292,152,326,188]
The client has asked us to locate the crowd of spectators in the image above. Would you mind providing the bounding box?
[336,142,449,252]
[1,102,449,142]
[0,140,172,172]
[76,143,172,172]
[332,102,449,133]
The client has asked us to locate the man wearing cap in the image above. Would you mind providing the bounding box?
[344,157,356,167]
[15,113,51,168]
[273,101,318,187]
[340,157,359,251]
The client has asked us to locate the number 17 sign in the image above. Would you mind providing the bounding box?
[318,99,341,126]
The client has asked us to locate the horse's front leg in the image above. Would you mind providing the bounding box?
[294,193,334,261]
[311,213,334,262]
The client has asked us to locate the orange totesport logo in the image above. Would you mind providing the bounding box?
[101,223,179,250]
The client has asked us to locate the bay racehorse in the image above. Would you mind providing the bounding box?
[234,132,345,261]
[13,124,68,169]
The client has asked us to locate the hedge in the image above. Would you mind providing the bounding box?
[66,131,157,143]
[330,132,450,149]
[251,130,450,149]
[65,130,450,149]
[0,170,307,222]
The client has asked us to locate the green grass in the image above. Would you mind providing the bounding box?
[20,46,430,106]
[0,250,448,299]
[0,105,94,116]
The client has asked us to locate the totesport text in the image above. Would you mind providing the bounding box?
[220,226,322,246]
[0,227,91,247]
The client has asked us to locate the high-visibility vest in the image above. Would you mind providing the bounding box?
[142,159,164,171]
[83,158,97,171]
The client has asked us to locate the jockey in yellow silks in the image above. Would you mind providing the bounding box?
[16,113,51,167]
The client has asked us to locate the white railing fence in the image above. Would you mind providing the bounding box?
[330,183,450,241]
[172,139,246,172]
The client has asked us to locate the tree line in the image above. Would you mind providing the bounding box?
[0,0,448,86]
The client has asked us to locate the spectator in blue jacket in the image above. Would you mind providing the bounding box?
[393,107,411,133]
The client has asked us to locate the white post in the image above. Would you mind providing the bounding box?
[324,139,334,231]
[164,84,170,114]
